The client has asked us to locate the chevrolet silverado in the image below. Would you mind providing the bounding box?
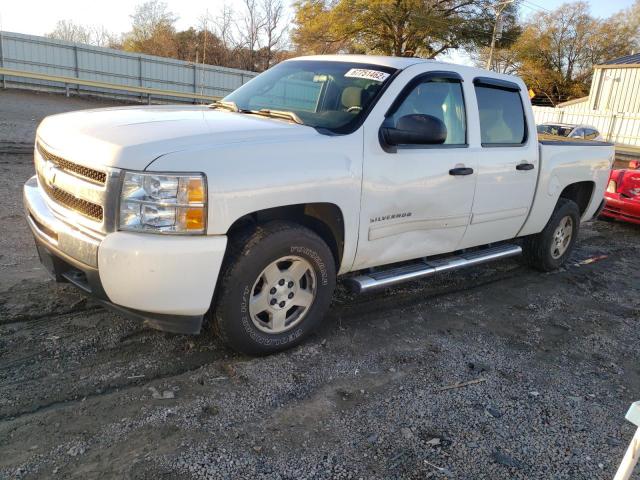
[23,55,614,354]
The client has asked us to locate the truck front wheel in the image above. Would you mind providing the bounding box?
[522,198,581,272]
[212,221,336,355]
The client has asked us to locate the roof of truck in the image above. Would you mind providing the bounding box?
[287,55,523,85]
[289,54,446,70]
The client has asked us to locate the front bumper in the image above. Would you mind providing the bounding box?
[601,193,640,225]
[23,176,228,334]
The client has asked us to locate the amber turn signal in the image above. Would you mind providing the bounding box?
[187,178,205,204]
[184,208,205,230]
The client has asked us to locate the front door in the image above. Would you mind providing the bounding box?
[353,71,478,270]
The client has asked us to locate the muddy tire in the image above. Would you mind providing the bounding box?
[523,198,581,272]
[212,221,336,355]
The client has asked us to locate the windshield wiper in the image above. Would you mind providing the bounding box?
[208,100,240,112]
[250,109,304,125]
[209,102,304,125]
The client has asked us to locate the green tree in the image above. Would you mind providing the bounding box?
[292,0,498,58]
[513,2,632,105]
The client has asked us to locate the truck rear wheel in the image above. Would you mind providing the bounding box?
[522,198,581,272]
[212,221,336,355]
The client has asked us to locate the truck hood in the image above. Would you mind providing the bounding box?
[36,105,315,171]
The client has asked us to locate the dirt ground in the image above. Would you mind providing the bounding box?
[1,89,639,479]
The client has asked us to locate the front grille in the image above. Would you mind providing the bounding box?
[38,174,104,221]
[37,142,107,184]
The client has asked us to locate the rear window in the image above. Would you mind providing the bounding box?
[475,85,527,146]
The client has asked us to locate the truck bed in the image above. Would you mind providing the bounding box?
[517,136,614,236]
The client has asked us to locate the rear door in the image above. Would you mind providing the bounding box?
[458,77,538,249]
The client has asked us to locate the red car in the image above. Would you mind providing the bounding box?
[601,161,640,224]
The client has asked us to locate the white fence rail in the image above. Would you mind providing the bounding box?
[0,31,257,103]
[533,106,640,147]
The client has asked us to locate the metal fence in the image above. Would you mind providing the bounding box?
[533,106,640,147]
[0,31,257,102]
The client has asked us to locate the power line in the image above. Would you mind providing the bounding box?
[521,0,551,13]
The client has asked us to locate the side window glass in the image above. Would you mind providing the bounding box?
[585,129,598,140]
[475,85,526,145]
[572,128,585,138]
[390,81,467,145]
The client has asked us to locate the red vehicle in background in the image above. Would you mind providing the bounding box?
[601,160,640,224]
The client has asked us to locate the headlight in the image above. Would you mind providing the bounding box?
[119,171,207,234]
[606,179,617,193]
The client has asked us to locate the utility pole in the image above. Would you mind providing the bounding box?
[200,11,209,102]
[486,0,514,70]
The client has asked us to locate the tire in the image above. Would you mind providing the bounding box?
[211,221,336,355]
[522,198,581,272]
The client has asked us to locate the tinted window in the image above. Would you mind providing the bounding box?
[390,81,466,145]
[584,129,599,140]
[571,128,585,138]
[537,124,573,137]
[475,86,526,145]
[223,61,396,134]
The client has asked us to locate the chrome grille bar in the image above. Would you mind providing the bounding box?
[34,139,122,235]
[36,142,107,184]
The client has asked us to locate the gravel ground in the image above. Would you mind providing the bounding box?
[1,89,639,479]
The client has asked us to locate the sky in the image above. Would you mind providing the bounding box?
[522,0,635,18]
[0,0,636,40]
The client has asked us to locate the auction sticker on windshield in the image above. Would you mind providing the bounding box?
[344,68,390,82]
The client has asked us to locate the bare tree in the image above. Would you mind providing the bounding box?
[198,3,239,68]
[213,3,237,51]
[47,20,92,44]
[47,20,116,47]
[91,25,118,48]
[612,0,640,53]
[47,20,88,45]
[261,0,288,69]
[128,0,178,43]
[238,0,266,71]
[123,0,179,57]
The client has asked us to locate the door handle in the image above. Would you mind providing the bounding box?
[516,163,535,171]
[449,167,474,176]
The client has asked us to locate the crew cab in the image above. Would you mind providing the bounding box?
[23,55,615,354]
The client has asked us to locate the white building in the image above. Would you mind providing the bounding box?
[533,53,640,147]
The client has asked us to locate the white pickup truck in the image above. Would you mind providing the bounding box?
[24,55,614,354]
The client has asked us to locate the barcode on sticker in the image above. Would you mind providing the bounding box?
[345,68,390,82]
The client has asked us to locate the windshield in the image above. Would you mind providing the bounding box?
[537,124,573,137]
[221,60,397,134]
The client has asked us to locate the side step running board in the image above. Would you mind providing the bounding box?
[345,244,522,293]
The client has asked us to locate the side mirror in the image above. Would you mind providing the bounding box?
[380,114,447,148]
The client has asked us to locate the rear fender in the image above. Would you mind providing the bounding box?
[518,142,613,236]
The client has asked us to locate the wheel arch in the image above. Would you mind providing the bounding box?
[226,203,345,270]
[558,181,595,217]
